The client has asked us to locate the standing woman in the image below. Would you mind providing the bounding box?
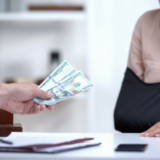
[114,1,160,137]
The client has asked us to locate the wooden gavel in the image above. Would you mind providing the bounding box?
[0,109,22,137]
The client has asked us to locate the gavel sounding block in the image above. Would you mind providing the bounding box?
[0,109,22,137]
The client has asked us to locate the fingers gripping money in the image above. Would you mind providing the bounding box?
[34,60,93,105]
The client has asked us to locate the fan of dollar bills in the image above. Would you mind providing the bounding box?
[34,60,93,105]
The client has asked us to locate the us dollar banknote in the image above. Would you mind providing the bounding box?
[34,71,93,105]
[57,68,77,84]
[41,68,77,92]
[39,60,75,91]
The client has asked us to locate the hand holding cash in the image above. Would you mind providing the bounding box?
[34,60,93,105]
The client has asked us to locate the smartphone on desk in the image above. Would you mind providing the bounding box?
[115,144,148,152]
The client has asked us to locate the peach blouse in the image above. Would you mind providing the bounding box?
[128,9,160,83]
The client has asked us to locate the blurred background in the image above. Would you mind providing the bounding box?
[0,0,159,133]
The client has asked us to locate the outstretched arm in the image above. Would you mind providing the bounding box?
[0,82,54,114]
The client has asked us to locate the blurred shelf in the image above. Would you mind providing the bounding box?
[0,11,85,22]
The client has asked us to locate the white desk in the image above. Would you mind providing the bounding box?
[0,133,160,160]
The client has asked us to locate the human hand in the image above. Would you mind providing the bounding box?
[140,122,160,137]
[0,83,54,114]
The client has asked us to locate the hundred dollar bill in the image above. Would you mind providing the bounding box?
[57,68,77,84]
[39,60,75,91]
[40,68,77,92]
[34,71,93,105]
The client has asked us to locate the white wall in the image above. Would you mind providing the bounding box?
[87,0,159,132]
[0,21,87,82]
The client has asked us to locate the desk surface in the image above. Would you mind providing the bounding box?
[0,133,160,160]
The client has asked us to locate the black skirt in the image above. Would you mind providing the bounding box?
[114,68,160,133]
